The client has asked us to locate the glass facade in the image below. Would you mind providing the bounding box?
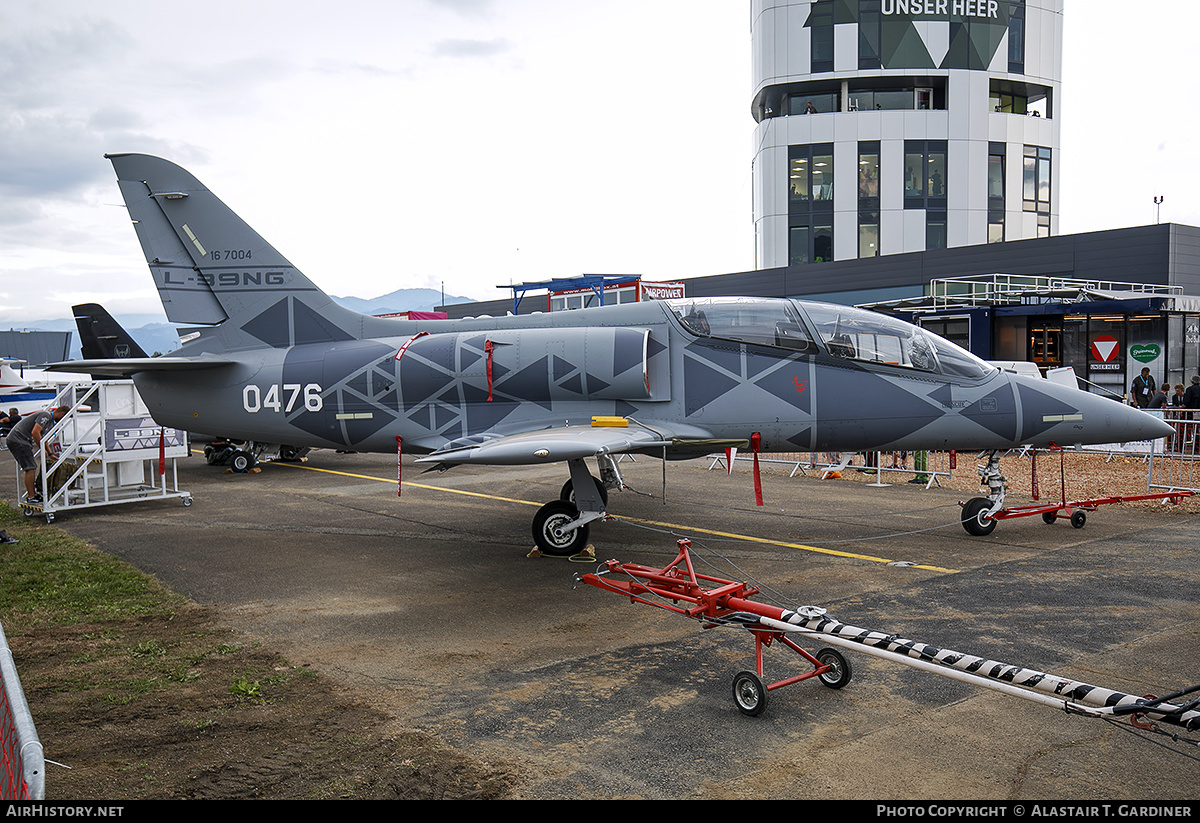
[789,144,835,204]
[987,142,1005,243]
[987,311,1198,400]
[789,143,835,264]
[754,1,1057,267]
[1008,0,1026,73]
[905,141,947,207]
[1023,145,1052,237]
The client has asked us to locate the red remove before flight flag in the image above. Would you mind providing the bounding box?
[485,340,494,401]
[396,436,403,497]
[750,432,763,506]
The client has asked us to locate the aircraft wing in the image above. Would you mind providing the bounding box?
[414,421,712,466]
[40,357,237,379]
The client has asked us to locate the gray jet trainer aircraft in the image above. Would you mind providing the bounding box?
[57,153,1172,553]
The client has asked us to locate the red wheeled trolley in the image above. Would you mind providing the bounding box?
[578,538,1200,731]
[960,445,1193,536]
[577,538,850,716]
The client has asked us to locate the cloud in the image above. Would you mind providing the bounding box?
[427,0,495,17]
[431,38,513,59]
[0,15,137,204]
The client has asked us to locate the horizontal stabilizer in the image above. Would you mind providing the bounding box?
[41,357,236,379]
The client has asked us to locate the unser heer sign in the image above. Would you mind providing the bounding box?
[881,0,1000,18]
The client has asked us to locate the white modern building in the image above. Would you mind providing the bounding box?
[751,0,1062,269]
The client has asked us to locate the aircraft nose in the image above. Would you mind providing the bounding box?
[1118,405,1175,442]
[1013,374,1174,447]
[1073,390,1173,443]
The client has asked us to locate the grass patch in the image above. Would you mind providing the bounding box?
[0,503,184,629]
[0,503,276,707]
[0,502,515,798]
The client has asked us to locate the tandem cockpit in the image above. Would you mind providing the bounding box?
[665,297,996,381]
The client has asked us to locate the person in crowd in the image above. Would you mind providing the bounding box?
[1148,382,1170,410]
[0,408,19,439]
[1131,367,1156,408]
[1184,375,1200,410]
[3,406,67,503]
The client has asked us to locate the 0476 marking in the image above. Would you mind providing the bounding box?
[242,383,323,413]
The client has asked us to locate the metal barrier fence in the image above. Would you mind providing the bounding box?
[0,620,44,800]
[1148,410,1200,493]
[709,449,956,488]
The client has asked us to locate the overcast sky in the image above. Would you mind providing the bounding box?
[1,0,1197,326]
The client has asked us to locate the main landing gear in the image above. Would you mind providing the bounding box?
[531,456,622,555]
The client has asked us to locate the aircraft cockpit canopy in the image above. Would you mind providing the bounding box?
[798,301,994,379]
[666,297,995,381]
[668,297,814,352]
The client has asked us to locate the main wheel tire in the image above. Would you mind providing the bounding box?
[815,648,852,689]
[1041,511,1057,524]
[230,451,254,473]
[532,500,590,556]
[1070,510,1087,529]
[732,670,768,716]
[560,476,608,508]
[961,497,997,536]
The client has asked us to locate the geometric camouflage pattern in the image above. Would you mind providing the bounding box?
[87,154,1169,468]
[805,0,1013,71]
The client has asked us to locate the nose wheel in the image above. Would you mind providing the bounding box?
[532,500,591,556]
[531,458,611,556]
[961,497,997,536]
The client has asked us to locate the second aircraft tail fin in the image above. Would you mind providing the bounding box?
[72,303,150,360]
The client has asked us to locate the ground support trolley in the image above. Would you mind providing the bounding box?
[16,381,191,523]
[960,445,1193,536]
[576,538,851,716]
[578,538,1200,730]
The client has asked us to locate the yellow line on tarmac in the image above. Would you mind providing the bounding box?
[617,516,957,573]
[265,458,542,507]
[265,458,958,573]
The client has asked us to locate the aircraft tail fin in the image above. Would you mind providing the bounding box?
[72,303,150,360]
[106,153,390,350]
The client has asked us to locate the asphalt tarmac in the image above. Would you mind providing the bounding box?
[5,447,1200,800]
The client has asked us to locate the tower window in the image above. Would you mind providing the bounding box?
[809,3,833,73]
[904,141,947,209]
[789,144,835,208]
[1023,145,1051,216]
[789,222,834,265]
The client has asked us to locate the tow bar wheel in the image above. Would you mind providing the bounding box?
[816,648,853,689]
[732,670,768,716]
